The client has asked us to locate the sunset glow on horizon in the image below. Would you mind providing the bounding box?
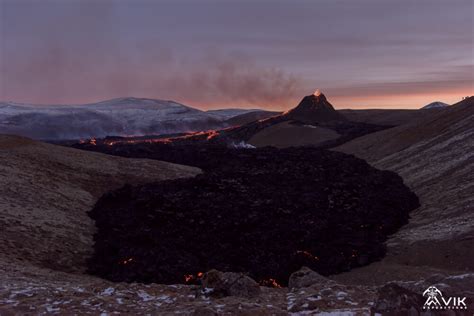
[0,0,472,110]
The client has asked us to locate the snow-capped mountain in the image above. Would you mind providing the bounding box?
[0,97,227,140]
[421,101,449,109]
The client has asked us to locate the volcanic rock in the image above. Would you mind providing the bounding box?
[288,267,332,290]
[372,283,424,315]
[283,92,347,124]
[87,146,419,286]
[200,270,261,298]
[192,307,219,316]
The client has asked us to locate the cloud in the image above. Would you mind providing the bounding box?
[327,65,474,98]
[0,0,472,109]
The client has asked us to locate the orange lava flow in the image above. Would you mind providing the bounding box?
[184,274,194,283]
[100,130,221,146]
[183,272,204,283]
[259,278,282,288]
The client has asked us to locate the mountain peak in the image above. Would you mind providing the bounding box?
[283,92,346,124]
[421,101,449,109]
[308,91,328,103]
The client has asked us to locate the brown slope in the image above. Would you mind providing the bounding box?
[248,121,340,148]
[225,110,281,126]
[334,97,474,283]
[337,98,473,161]
[339,108,443,126]
[0,135,200,274]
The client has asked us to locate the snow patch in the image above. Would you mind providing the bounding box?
[101,287,115,296]
[137,290,155,302]
[447,273,474,280]
[229,141,256,149]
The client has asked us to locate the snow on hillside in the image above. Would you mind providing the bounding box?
[421,101,449,109]
[0,98,225,140]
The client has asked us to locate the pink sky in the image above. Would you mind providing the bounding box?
[1,0,472,110]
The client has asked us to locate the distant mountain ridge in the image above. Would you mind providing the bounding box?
[1,95,457,141]
[421,101,449,109]
[0,97,268,140]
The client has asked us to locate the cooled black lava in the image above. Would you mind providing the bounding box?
[87,146,419,286]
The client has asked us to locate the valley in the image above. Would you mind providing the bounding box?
[2,1,472,313]
[0,95,472,314]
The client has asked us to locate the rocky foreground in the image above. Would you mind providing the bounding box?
[1,260,473,315]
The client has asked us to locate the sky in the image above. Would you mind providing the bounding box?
[0,0,473,110]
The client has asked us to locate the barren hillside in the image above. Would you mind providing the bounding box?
[225,110,281,126]
[0,135,200,275]
[248,121,340,148]
[337,98,472,161]
[335,97,474,282]
[339,108,442,126]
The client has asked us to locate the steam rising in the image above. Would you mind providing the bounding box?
[313,89,321,96]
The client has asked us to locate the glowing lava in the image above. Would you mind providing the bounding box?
[183,272,204,283]
[259,278,282,288]
[100,129,221,146]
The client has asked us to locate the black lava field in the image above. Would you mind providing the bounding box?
[87,146,419,286]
